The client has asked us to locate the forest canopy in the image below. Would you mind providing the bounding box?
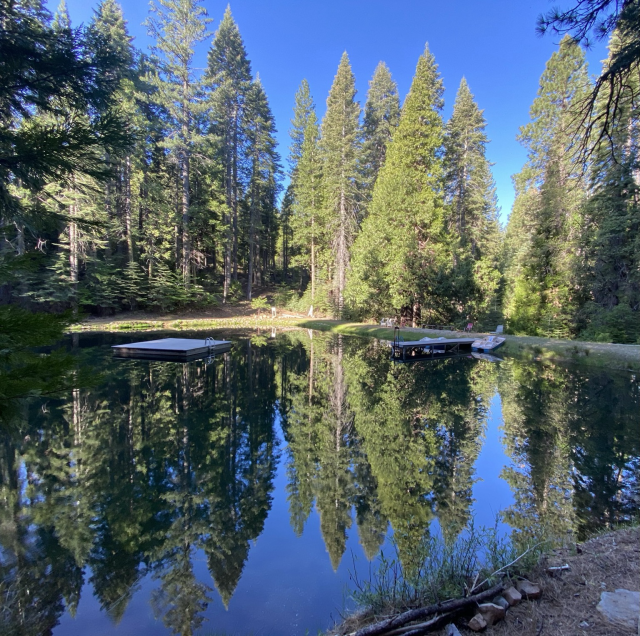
[0,0,638,344]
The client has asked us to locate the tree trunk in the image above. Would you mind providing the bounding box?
[232,105,239,282]
[310,227,315,317]
[181,150,190,286]
[69,197,78,315]
[412,300,421,328]
[124,154,133,262]
[181,81,191,288]
[223,123,233,302]
[337,187,347,316]
[246,180,257,301]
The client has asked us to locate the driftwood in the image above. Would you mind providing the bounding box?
[383,611,464,636]
[350,582,505,636]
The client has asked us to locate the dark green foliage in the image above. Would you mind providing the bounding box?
[321,53,361,315]
[347,44,450,325]
[443,78,502,323]
[287,80,324,311]
[504,37,590,338]
[0,306,76,425]
[0,0,131,224]
[575,30,640,343]
[360,62,400,205]
[537,0,640,164]
[504,32,639,343]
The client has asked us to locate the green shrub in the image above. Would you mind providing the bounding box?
[349,520,553,615]
[250,297,270,316]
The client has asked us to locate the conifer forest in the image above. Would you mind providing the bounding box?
[1,0,638,344]
[1,2,639,634]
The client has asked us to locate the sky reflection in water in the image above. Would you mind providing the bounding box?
[1,330,637,636]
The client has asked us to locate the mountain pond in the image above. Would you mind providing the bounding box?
[1,330,638,635]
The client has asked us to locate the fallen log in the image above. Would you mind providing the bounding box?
[350,582,505,636]
[383,610,465,636]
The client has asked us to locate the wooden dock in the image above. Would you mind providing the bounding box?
[390,337,475,361]
[112,337,232,361]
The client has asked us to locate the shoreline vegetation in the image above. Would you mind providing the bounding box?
[72,313,640,372]
[328,524,639,636]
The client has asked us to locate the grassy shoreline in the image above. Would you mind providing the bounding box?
[71,315,640,372]
[299,319,640,372]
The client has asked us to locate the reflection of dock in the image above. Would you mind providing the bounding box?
[112,337,232,361]
[390,332,475,362]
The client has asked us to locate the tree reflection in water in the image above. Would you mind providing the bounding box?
[0,331,637,635]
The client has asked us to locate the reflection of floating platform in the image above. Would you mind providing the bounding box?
[390,336,475,361]
[112,337,232,361]
[471,352,503,363]
[391,351,475,364]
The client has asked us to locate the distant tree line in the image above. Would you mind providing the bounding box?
[0,0,638,342]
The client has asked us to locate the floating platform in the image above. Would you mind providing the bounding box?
[471,336,506,352]
[112,337,232,361]
[390,337,475,361]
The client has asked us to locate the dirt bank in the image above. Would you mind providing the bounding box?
[457,526,639,636]
[332,527,639,636]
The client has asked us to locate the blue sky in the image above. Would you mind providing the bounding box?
[56,0,608,223]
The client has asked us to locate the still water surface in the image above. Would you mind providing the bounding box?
[1,330,638,635]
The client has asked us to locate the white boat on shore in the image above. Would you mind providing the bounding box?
[471,335,505,352]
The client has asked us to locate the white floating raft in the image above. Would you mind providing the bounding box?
[471,336,505,352]
[112,337,232,361]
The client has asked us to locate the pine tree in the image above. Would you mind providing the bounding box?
[576,29,640,343]
[280,184,294,280]
[88,0,137,263]
[146,0,212,287]
[503,36,590,337]
[243,77,281,300]
[443,78,501,323]
[0,0,129,224]
[360,61,400,205]
[205,6,252,300]
[288,79,315,178]
[347,44,448,326]
[320,52,360,316]
[288,81,323,312]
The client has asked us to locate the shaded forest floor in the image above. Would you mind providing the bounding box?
[73,311,640,372]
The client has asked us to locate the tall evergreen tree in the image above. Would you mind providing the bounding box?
[347,44,448,326]
[443,78,501,322]
[206,6,252,300]
[503,36,590,337]
[146,0,212,287]
[288,81,323,312]
[244,77,281,300]
[576,29,640,343]
[360,61,400,205]
[320,52,360,316]
[88,0,136,261]
[288,79,315,178]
